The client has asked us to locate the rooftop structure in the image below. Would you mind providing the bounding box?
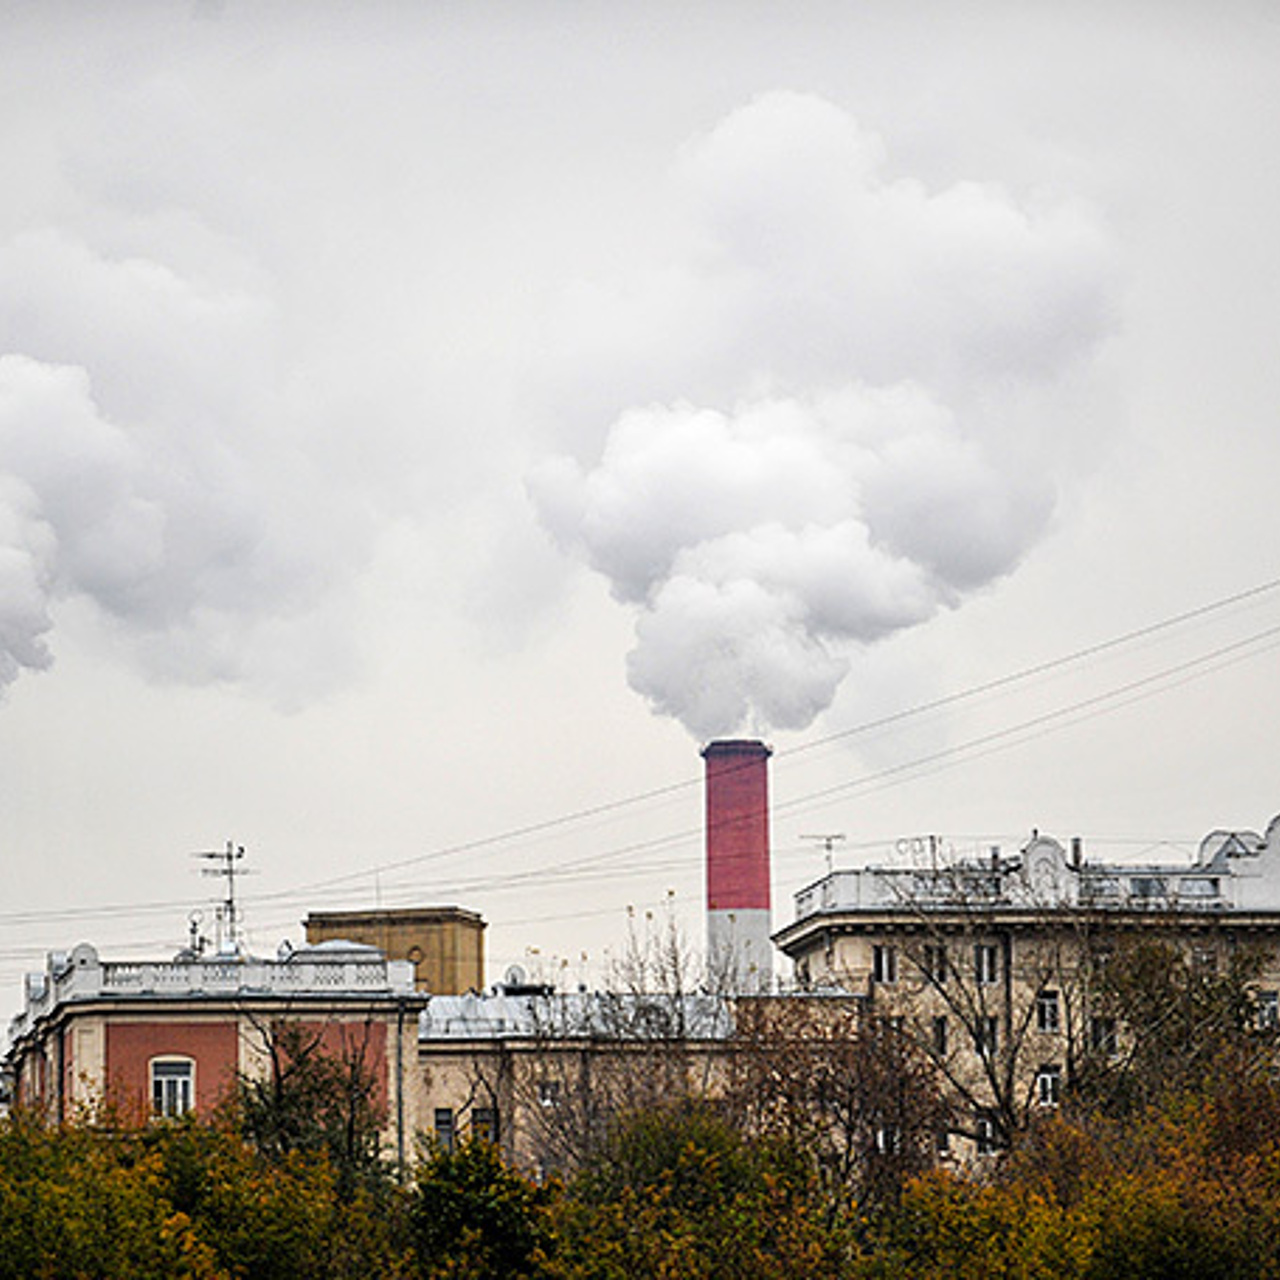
[303,905,486,994]
[420,987,734,1042]
[780,817,1280,946]
[7,939,417,1050]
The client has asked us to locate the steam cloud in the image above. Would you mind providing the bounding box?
[531,92,1115,739]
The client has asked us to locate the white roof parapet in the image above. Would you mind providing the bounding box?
[789,819,1280,924]
[419,990,735,1042]
[5,942,418,1055]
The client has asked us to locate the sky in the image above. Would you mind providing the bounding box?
[3,1,1280,1016]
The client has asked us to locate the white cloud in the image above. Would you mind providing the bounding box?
[0,229,364,700]
[0,472,56,687]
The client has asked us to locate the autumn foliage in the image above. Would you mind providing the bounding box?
[6,933,1280,1277]
[6,1077,1280,1279]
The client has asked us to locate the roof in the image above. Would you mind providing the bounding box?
[778,817,1280,950]
[4,939,423,1063]
[419,988,734,1042]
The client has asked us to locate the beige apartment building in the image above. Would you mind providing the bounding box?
[772,819,1280,1154]
[412,979,733,1175]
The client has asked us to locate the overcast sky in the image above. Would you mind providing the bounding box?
[3,2,1280,1014]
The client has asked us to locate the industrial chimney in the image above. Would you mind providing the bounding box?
[702,738,773,992]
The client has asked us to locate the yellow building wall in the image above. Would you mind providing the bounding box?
[304,907,485,994]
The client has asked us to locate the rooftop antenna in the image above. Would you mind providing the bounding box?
[194,841,249,957]
[802,833,846,875]
[186,909,206,957]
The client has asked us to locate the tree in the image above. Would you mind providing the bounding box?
[553,1100,845,1280]
[410,1137,555,1280]
[0,1106,410,1279]
[237,1015,388,1196]
[724,995,949,1220]
[1073,934,1280,1119]
[469,910,729,1177]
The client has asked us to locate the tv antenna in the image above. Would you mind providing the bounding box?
[186,909,207,957]
[193,841,250,956]
[802,833,846,875]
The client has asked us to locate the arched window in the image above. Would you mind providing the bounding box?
[150,1057,195,1117]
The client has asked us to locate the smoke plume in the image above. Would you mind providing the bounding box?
[531,92,1115,739]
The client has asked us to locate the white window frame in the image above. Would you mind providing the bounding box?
[874,1123,901,1155]
[1036,989,1061,1034]
[975,1111,997,1156]
[472,1106,498,1143]
[150,1057,194,1118]
[974,944,999,986]
[1259,990,1279,1030]
[975,1014,999,1057]
[1036,1065,1062,1108]
[932,1015,948,1058]
[872,944,898,985]
[434,1106,456,1151]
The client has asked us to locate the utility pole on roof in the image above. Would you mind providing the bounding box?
[802,833,846,876]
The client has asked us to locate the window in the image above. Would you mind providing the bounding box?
[974,944,999,986]
[872,944,898,985]
[151,1058,194,1117]
[974,1111,998,1156]
[975,1015,999,1057]
[537,1079,561,1109]
[922,944,947,985]
[882,1015,904,1038]
[1090,1017,1118,1057]
[1259,991,1279,1030]
[874,1124,901,1155]
[1036,989,1061,1034]
[434,1107,455,1152]
[935,1127,951,1156]
[1129,876,1166,902]
[1036,1065,1062,1108]
[1180,876,1220,899]
[472,1107,498,1143]
[932,1015,948,1058]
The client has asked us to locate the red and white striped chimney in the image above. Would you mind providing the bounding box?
[702,738,773,990]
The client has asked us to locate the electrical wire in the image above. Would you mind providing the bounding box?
[2,575,1278,954]
[273,576,1280,900]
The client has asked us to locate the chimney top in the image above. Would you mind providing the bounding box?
[701,738,772,760]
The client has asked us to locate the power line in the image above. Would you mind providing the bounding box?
[782,573,1280,759]
[286,615,1280,906]
[3,575,1278,943]
[773,619,1280,818]
[261,573,1280,902]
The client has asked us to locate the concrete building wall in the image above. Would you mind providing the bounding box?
[304,907,486,995]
